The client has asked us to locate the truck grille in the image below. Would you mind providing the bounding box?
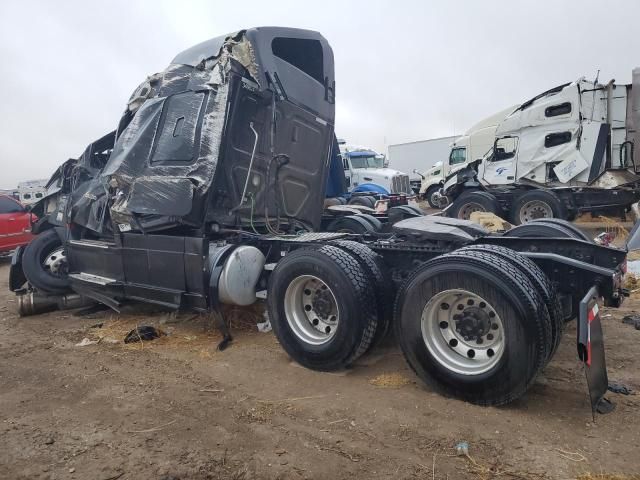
[391,174,411,194]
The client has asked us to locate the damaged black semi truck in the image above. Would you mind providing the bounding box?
[9,27,633,410]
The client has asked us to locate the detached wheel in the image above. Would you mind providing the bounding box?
[511,189,566,225]
[268,245,377,371]
[448,190,500,220]
[425,185,442,209]
[394,250,550,405]
[22,229,70,294]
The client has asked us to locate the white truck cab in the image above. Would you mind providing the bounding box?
[339,141,412,194]
[417,106,516,207]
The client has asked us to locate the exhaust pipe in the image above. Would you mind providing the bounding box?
[18,292,96,317]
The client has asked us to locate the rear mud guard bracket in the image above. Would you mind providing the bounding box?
[577,285,614,418]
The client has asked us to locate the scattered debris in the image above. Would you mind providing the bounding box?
[257,311,272,333]
[124,326,164,344]
[369,373,411,388]
[622,314,640,330]
[75,337,100,347]
[199,388,224,393]
[455,441,469,456]
[127,419,177,434]
[608,382,633,395]
[554,447,587,462]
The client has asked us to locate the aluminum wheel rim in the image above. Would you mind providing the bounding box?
[519,200,553,223]
[458,202,484,219]
[43,247,67,277]
[284,275,340,345]
[421,289,504,375]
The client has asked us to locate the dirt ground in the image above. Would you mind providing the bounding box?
[1,260,640,480]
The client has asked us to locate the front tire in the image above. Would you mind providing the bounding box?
[22,229,70,294]
[425,185,442,209]
[448,190,500,220]
[268,246,378,371]
[394,250,550,406]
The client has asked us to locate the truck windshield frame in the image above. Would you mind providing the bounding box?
[350,155,384,169]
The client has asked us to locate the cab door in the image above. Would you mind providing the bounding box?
[481,136,519,185]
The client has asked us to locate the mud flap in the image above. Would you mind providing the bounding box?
[9,246,27,292]
[577,285,614,418]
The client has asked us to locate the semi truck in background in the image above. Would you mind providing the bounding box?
[438,72,640,223]
[338,140,412,198]
[413,108,516,207]
[387,136,456,194]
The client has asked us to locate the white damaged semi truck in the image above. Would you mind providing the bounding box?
[439,73,640,223]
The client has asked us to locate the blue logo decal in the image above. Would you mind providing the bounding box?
[496,167,508,175]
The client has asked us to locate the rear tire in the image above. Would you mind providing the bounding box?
[448,190,500,220]
[456,244,564,362]
[22,229,70,294]
[530,218,591,242]
[394,250,550,405]
[331,240,392,346]
[504,219,589,241]
[511,189,566,225]
[348,195,376,208]
[268,246,378,371]
[326,215,376,234]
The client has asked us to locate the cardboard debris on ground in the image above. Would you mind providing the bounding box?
[469,212,512,232]
[369,373,411,388]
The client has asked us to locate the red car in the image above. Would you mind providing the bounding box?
[0,194,35,255]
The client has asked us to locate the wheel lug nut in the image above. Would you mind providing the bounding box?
[439,321,448,329]
[440,303,449,310]
[449,338,458,347]
[479,302,486,308]
[491,323,499,330]
[487,333,494,340]
[457,304,464,311]
[467,349,475,358]
[467,299,474,306]
[489,311,496,318]
[476,338,483,344]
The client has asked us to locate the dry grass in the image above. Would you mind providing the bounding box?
[369,373,411,388]
[576,474,640,480]
[84,303,267,354]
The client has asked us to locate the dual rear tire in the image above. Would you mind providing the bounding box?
[393,247,556,406]
[268,242,558,406]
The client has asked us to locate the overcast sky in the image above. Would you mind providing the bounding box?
[1,0,639,188]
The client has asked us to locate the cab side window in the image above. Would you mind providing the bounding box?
[492,137,518,161]
[449,148,466,165]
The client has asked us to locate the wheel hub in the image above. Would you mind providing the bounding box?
[455,307,491,340]
[284,275,340,345]
[520,200,552,223]
[312,289,333,319]
[43,247,68,277]
[421,289,505,375]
